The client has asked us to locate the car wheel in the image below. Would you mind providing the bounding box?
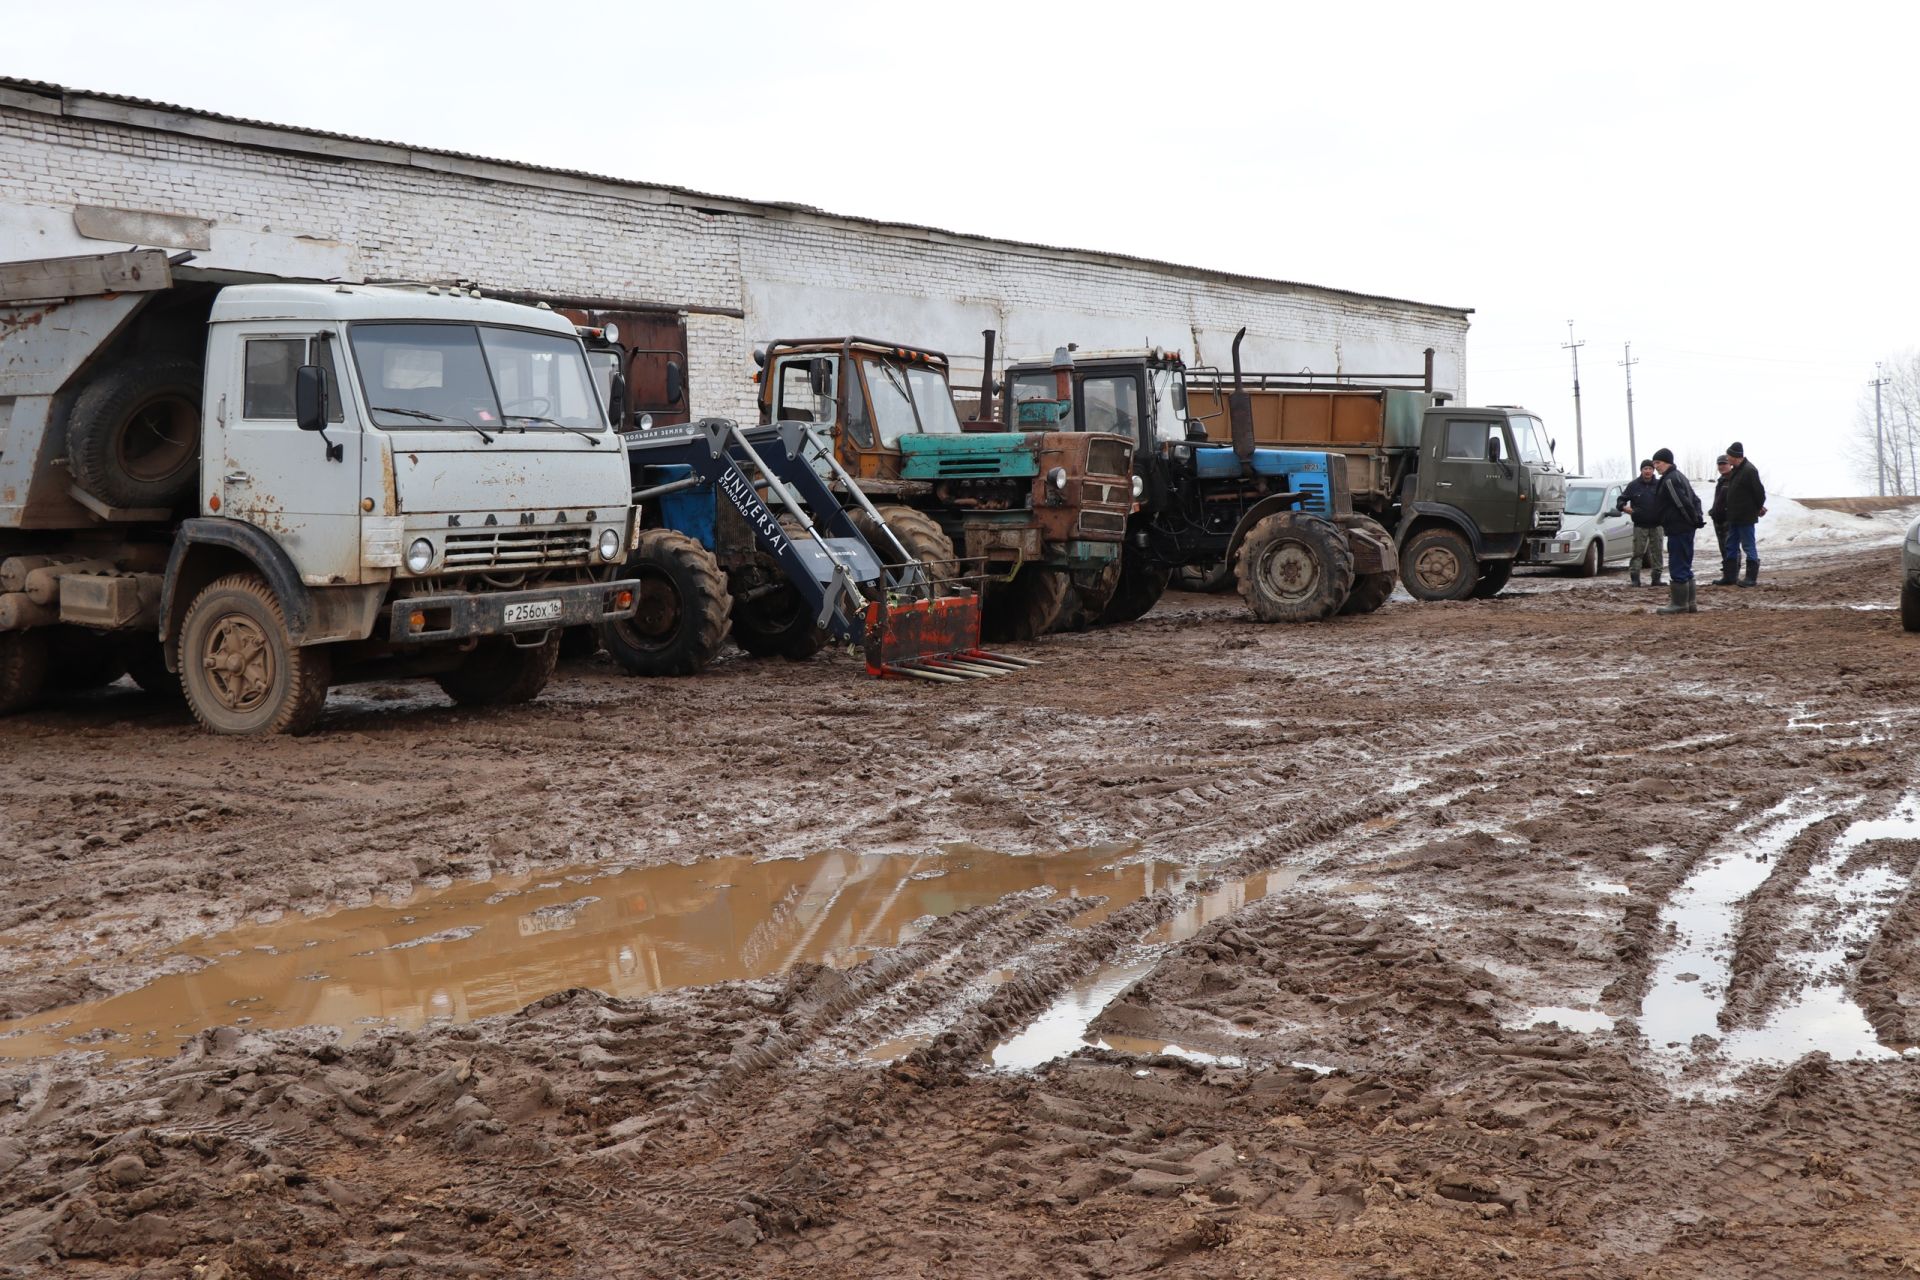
[1580,539,1602,578]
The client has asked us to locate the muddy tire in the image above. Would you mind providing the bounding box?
[0,630,49,715]
[729,585,828,660]
[67,356,204,510]
[600,530,731,677]
[983,565,1071,642]
[1399,527,1479,602]
[1905,580,1920,633]
[180,573,331,735]
[852,505,959,589]
[436,634,559,707]
[1055,557,1122,632]
[1236,512,1354,623]
[47,628,128,691]
[1175,559,1235,594]
[1098,544,1172,626]
[1334,514,1398,617]
[1473,560,1515,598]
[124,636,183,700]
[1577,539,1603,578]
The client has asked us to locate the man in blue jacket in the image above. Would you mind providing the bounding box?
[1646,448,1706,614]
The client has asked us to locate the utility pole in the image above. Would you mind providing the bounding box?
[1562,321,1586,475]
[1872,364,1888,497]
[1619,341,1638,467]
[1906,411,1916,499]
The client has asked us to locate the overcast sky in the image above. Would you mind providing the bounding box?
[11,1,1917,495]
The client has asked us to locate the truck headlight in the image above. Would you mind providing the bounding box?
[598,528,622,561]
[406,538,435,574]
[1131,475,1144,499]
[1048,466,1068,492]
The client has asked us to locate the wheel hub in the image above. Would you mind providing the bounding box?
[1257,540,1320,602]
[202,613,274,712]
[625,574,683,643]
[1413,545,1462,592]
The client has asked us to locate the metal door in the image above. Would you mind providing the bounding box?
[1427,417,1520,537]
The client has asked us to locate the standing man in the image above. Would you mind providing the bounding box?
[1616,460,1665,588]
[1707,455,1732,581]
[1649,448,1706,614]
[1717,441,1766,587]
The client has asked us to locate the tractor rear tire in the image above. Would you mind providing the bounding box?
[436,634,560,707]
[1399,527,1479,602]
[852,506,959,589]
[1055,557,1122,632]
[983,565,1071,642]
[600,529,732,677]
[1334,514,1398,616]
[1097,545,1172,625]
[1236,512,1354,623]
[67,355,204,510]
[180,574,331,735]
[47,627,129,690]
[1473,560,1515,598]
[0,631,49,715]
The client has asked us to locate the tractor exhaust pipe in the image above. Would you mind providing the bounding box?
[1229,326,1255,471]
[978,329,997,424]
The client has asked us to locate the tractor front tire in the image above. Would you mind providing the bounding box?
[853,506,959,588]
[1055,557,1122,632]
[983,565,1071,642]
[1399,527,1479,602]
[437,635,560,708]
[1236,512,1354,623]
[179,574,331,735]
[1097,545,1171,626]
[601,530,732,677]
[1334,514,1398,617]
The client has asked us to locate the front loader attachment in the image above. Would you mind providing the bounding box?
[863,589,1034,682]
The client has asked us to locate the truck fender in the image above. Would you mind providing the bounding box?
[160,519,320,668]
[1225,493,1327,569]
[1396,503,1487,558]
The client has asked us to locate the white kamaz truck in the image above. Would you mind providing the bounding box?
[0,251,640,734]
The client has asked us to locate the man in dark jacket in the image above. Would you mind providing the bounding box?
[1646,447,1705,614]
[1708,455,1732,574]
[1715,441,1766,587]
[1615,460,1664,587]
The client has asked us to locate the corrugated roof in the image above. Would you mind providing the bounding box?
[0,77,1472,319]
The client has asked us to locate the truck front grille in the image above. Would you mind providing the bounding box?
[1533,512,1562,535]
[1079,509,1128,537]
[444,527,593,570]
[1087,438,1133,478]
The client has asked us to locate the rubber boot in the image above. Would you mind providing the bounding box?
[1651,566,1664,587]
[1687,580,1699,613]
[1631,567,1642,586]
[1711,558,1739,587]
[1656,580,1688,614]
[1740,562,1758,588]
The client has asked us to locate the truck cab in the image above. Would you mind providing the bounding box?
[756,337,1134,640]
[1396,405,1568,599]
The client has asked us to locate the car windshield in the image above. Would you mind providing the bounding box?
[1509,414,1553,464]
[861,358,961,446]
[1565,486,1606,516]
[350,323,605,432]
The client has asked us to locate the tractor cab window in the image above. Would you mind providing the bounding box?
[1150,366,1187,444]
[1080,374,1140,440]
[1009,372,1065,430]
[859,357,960,447]
[774,358,836,427]
[1443,420,1503,461]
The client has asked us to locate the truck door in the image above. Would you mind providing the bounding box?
[1427,417,1520,538]
[220,332,364,584]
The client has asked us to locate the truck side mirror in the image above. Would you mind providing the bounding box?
[607,371,629,428]
[809,358,833,397]
[665,361,685,406]
[295,366,328,433]
[1487,436,1502,462]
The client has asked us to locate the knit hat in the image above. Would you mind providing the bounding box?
[1639,459,1655,470]
[1652,447,1674,464]
[1726,441,1745,457]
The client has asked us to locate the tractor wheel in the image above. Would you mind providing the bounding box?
[600,529,732,677]
[982,565,1071,641]
[1055,558,1122,632]
[47,627,129,690]
[1399,527,1479,602]
[1472,560,1515,598]
[436,634,560,707]
[852,506,959,589]
[1236,512,1354,623]
[67,355,204,510]
[1334,514,1398,617]
[0,630,49,715]
[1096,545,1172,626]
[728,580,828,660]
[124,636,183,700]
[180,573,331,735]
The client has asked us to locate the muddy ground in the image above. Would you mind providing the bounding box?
[3,536,1920,1277]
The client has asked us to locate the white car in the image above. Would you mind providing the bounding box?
[1536,481,1638,576]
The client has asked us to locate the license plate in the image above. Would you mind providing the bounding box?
[503,599,563,626]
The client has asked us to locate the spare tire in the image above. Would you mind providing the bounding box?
[67,356,204,510]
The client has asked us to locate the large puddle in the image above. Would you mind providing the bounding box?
[0,842,1190,1060]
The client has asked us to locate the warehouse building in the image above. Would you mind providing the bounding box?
[0,78,1470,425]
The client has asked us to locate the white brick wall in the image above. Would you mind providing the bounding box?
[0,91,1470,423]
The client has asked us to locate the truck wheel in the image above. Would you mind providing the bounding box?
[983,565,1070,641]
[1236,512,1355,623]
[180,573,331,735]
[1472,560,1515,598]
[436,634,560,707]
[1097,546,1172,626]
[600,529,732,677]
[1334,514,1398,616]
[0,631,49,714]
[1055,558,1122,632]
[1905,580,1920,633]
[67,355,204,510]
[852,506,959,589]
[1399,527,1479,602]
[124,637,184,700]
[47,628,128,690]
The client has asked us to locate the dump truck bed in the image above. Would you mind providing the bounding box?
[1184,384,1426,506]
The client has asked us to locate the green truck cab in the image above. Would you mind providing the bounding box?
[755,336,1134,639]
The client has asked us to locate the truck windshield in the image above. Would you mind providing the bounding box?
[1564,486,1606,516]
[861,358,960,446]
[350,323,605,432]
[1510,415,1553,464]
